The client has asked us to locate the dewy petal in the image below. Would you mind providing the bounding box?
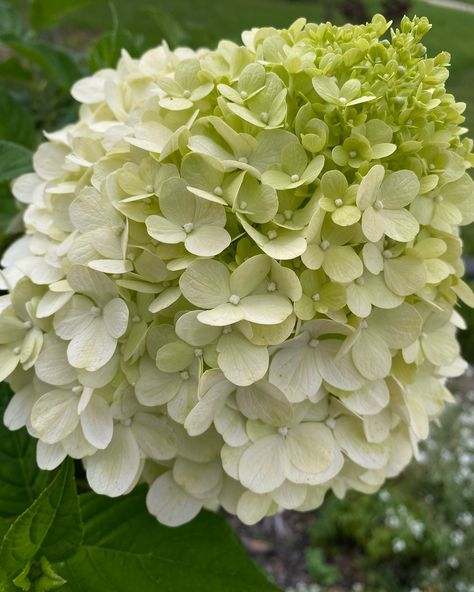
[54,295,94,340]
[85,424,141,497]
[175,310,221,346]
[67,265,117,306]
[286,423,335,474]
[269,346,321,403]
[356,164,384,210]
[31,389,79,444]
[381,169,420,208]
[352,330,392,380]
[4,385,38,431]
[338,380,390,416]
[185,225,231,257]
[239,294,292,325]
[80,395,113,449]
[146,215,186,244]
[67,318,117,371]
[381,208,419,242]
[132,413,177,460]
[334,416,389,470]
[197,303,245,326]
[239,435,288,494]
[316,340,366,390]
[179,259,230,308]
[236,491,272,525]
[146,472,202,527]
[184,369,234,436]
[322,246,363,283]
[135,357,182,406]
[217,331,269,386]
[36,441,67,471]
[103,298,129,339]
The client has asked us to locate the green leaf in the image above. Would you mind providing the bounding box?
[30,0,94,29]
[0,57,33,82]
[0,459,82,580]
[0,91,35,148]
[0,140,32,182]
[58,486,280,592]
[89,29,145,72]
[0,0,24,36]
[0,182,18,230]
[0,383,49,519]
[0,34,82,89]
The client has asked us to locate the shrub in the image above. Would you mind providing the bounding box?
[1,14,473,528]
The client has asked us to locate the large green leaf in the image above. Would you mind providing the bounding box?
[0,459,82,582]
[0,34,82,89]
[0,383,49,519]
[0,140,32,182]
[0,91,35,148]
[0,182,18,231]
[58,487,280,592]
[0,57,33,82]
[30,0,95,29]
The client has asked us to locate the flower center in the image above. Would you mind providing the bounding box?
[13,346,21,355]
[239,156,248,163]
[334,198,343,207]
[183,89,191,99]
[339,97,347,104]
[213,186,223,196]
[355,277,365,286]
[240,90,248,99]
[180,371,190,381]
[72,385,83,394]
[383,249,392,259]
[90,306,101,317]
[312,293,321,302]
[267,230,278,240]
[349,150,358,158]
[229,294,241,305]
[278,426,289,437]
[183,222,194,233]
[435,195,443,203]
[267,282,277,292]
[146,184,154,193]
[194,348,203,357]
[309,338,319,348]
[321,240,330,251]
[240,201,248,209]
[260,111,269,124]
[374,200,384,210]
[360,319,368,329]
[290,174,300,183]
[222,326,232,334]
[121,418,132,427]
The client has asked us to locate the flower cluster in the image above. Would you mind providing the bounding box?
[1,14,473,526]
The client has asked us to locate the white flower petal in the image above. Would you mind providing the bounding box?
[85,424,141,497]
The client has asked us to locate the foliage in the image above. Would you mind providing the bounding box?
[0,2,473,591]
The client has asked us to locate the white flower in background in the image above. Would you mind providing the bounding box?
[1,14,474,527]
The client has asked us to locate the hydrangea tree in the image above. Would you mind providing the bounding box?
[1,14,473,532]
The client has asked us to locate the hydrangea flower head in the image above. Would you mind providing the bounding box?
[2,14,474,527]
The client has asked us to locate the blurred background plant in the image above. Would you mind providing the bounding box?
[0,1,473,590]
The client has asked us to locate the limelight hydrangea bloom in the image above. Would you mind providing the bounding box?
[1,14,474,527]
